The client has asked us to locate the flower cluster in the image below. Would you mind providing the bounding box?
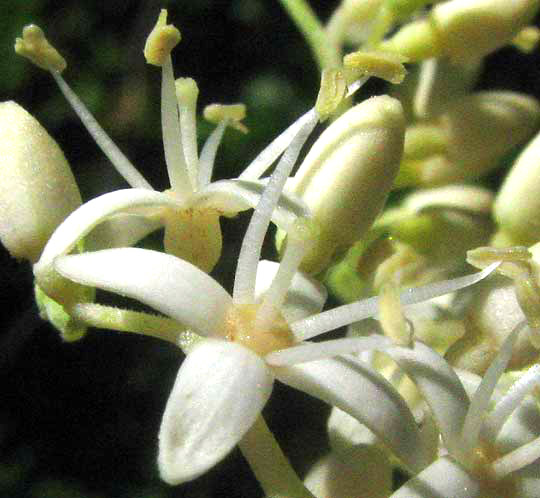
[2,1,540,497]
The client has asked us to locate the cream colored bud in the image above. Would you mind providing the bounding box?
[292,95,405,274]
[411,91,540,185]
[446,278,539,374]
[143,9,181,66]
[14,24,67,72]
[512,26,540,53]
[413,57,482,119]
[494,131,540,246]
[0,102,81,262]
[380,0,539,63]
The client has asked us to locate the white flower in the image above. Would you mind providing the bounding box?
[51,115,498,484]
[16,15,312,274]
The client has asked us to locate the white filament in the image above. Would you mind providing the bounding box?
[161,56,192,196]
[484,363,540,441]
[51,71,153,190]
[491,435,540,479]
[460,323,524,458]
[198,120,227,188]
[232,110,317,304]
[292,263,500,341]
[178,94,199,190]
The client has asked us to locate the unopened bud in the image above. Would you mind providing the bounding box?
[380,0,539,63]
[292,95,405,274]
[0,101,81,263]
[494,131,540,246]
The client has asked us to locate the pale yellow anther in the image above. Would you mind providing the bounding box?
[175,77,199,105]
[379,281,412,347]
[315,68,347,122]
[512,26,540,53]
[343,50,408,84]
[14,24,67,73]
[143,9,181,66]
[514,276,540,331]
[467,246,532,278]
[203,103,248,133]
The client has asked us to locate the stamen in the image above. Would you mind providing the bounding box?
[491,434,540,479]
[14,24,66,72]
[239,78,366,181]
[233,112,318,305]
[160,55,192,196]
[204,103,248,133]
[343,50,408,84]
[460,323,525,458]
[255,218,317,331]
[291,263,500,341]
[143,9,182,67]
[315,68,347,121]
[379,281,412,347]
[198,120,227,188]
[51,72,153,190]
[483,364,540,441]
[265,335,390,366]
[175,78,199,190]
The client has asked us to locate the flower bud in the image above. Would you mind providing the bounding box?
[291,95,405,274]
[380,0,539,63]
[401,91,540,186]
[0,101,81,262]
[494,131,540,246]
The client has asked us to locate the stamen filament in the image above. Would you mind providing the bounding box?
[484,364,540,441]
[51,71,153,190]
[491,434,540,479]
[178,92,199,190]
[265,335,390,366]
[255,221,312,331]
[161,56,192,196]
[291,263,500,341]
[239,108,318,181]
[198,120,227,188]
[233,111,318,305]
[460,323,524,458]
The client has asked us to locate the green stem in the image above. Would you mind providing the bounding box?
[70,302,184,344]
[238,416,316,498]
[278,0,340,70]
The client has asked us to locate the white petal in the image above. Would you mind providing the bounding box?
[84,213,162,250]
[383,341,470,460]
[254,260,327,323]
[54,248,232,337]
[36,189,179,269]
[197,179,311,231]
[273,356,431,473]
[390,456,482,498]
[158,339,274,484]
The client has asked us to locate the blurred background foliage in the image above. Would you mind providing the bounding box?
[1,1,539,497]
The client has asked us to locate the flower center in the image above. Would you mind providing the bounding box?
[468,443,518,498]
[224,303,295,356]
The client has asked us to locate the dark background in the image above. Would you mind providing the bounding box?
[1,1,539,497]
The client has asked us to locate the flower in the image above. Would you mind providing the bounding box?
[15,13,313,275]
[51,106,499,485]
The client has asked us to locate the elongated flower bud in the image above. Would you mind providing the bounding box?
[290,95,405,274]
[494,131,540,246]
[400,91,540,186]
[0,101,81,262]
[380,0,539,62]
